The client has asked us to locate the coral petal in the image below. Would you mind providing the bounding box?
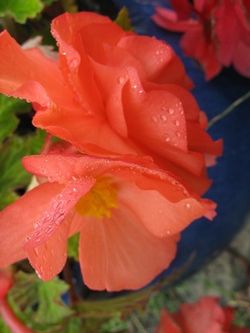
[0,183,63,268]
[27,223,68,281]
[118,182,209,237]
[79,207,178,291]
[24,178,95,249]
[0,31,74,107]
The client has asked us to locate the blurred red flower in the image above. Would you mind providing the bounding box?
[0,11,222,195]
[153,0,250,79]
[0,147,215,291]
[156,296,250,333]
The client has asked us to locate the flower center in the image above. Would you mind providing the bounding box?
[75,177,118,218]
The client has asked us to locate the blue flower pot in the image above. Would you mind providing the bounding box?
[111,0,250,284]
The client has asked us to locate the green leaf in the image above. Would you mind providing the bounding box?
[9,272,73,331]
[61,318,82,333]
[42,0,58,6]
[0,130,45,209]
[101,313,129,333]
[67,233,79,260]
[0,318,11,333]
[115,7,133,31]
[0,95,30,144]
[0,0,43,23]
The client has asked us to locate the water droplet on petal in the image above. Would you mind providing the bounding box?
[186,203,191,209]
[176,131,181,137]
[168,108,174,115]
[165,136,170,142]
[117,76,125,84]
[160,114,167,122]
[152,116,158,123]
[175,120,180,127]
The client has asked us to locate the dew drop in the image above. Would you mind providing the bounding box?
[117,76,125,84]
[160,114,167,122]
[175,120,180,127]
[168,108,174,115]
[176,131,181,137]
[165,136,170,142]
[35,270,42,279]
[186,203,191,209]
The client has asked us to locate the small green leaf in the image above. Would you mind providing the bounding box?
[101,313,129,333]
[0,95,30,144]
[68,233,80,260]
[0,131,45,209]
[62,318,82,333]
[115,7,133,31]
[9,272,73,331]
[42,0,58,6]
[0,0,43,24]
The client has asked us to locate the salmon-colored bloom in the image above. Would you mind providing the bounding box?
[0,149,215,291]
[156,296,250,333]
[0,11,222,195]
[153,0,250,79]
[0,270,34,333]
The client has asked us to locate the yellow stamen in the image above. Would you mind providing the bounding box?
[75,177,118,218]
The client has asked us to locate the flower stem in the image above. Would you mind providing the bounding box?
[208,90,250,129]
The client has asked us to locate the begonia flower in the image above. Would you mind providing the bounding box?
[0,150,215,291]
[153,0,250,79]
[0,11,222,195]
[155,296,250,333]
[0,270,34,333]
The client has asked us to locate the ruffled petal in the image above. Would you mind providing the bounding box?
[0,183,63,268]
[24,178,95,250]
[78,206,179,291]
[23,154,198,203]
[123,80,188,152]
[51,13,108,116]
[27,222,69,281]
[118,182,209,237]
[0,31,75,108]
[33,111,136,156]
[118,35,192,88]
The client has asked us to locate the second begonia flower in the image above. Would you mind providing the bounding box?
[0,11,222,196]
[153,0,250,79]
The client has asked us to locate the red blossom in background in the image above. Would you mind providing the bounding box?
[153,0,250,79]
[155,296,250,333]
